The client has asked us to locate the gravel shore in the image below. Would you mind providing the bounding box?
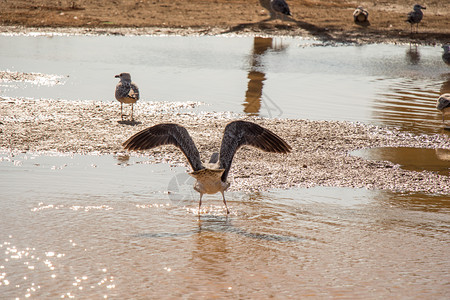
[1,96,449,195]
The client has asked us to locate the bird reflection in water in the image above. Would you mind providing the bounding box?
[406,43,421,65]
[442,45,450,65]
[244,37,286,117]
[114,154,130,165]
[438,75,450,129]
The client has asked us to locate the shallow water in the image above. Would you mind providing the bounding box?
[0,35,449,135]
[353,147,450,176]
[1,152,449,298]
[1,35,450,298]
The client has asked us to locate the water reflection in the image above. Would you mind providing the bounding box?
[243,37,286,117]
[405,43,421,65]
[2,152,450,298]
[198,215,300,242]
[1,36,450,135]
[352,147,450,176]
[114,154,130,165]
[442,45,450,65]
[373,77,449,134]
[374,191,450,213]
[440,74,450,94]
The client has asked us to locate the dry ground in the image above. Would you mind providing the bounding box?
[0,0,449,43]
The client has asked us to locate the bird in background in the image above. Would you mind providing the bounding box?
[437,94,450,124]
[270,0,291,20]
[115,72,140,121]
[406,4,426,33]
[353,6,369,23]
[442,45,450,65]
[123,120,292,214]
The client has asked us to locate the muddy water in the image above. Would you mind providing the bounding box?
[353,147,450,176]
[0,35,449,135]
[1,152,449,298]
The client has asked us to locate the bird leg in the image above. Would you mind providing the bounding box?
[131,103,134,122]
[121,103,124,121]
[198,193,203,214]
[221,191,230,215]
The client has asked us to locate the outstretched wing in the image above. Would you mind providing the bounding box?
[123,123,204,171]
[219,120,291,181]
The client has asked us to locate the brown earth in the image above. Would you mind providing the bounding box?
[0,0,449,44]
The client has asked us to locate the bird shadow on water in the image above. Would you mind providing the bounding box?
[117,120,142,126]
[133,214,303,243]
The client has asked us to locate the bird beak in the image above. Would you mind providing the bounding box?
[115,74,120,78]
[421,6,426,9]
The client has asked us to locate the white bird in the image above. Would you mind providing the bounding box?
[442,45,450,65]
[270,0,291,20]
[406,4,426,33]
[123,120,292,214]
[436,94,450,123]
[353,6,369,23]
[115,72,140,121]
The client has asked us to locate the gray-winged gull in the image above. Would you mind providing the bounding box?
[437,94,450,123]
[406,4,426,33]
[115,72,140,121]
[123,120,292,214]
[353,6,369,23]
[270,0,291,20]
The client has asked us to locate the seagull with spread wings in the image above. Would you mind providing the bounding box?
[123,120,292,214]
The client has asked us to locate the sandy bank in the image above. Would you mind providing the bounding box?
[1,97,449,195]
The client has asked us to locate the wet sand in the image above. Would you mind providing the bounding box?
[1,96,449,195]
[1,0,449,44]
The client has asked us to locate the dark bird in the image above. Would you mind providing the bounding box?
[353,6,369,23]
[406,4,426,33]
[115,72,140,121]
[437,94,450,123]
[270,0,291,20]
[123,121,292,214]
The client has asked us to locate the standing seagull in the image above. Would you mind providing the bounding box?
[115,72,140,121]
[353,6,369,23]
[406,4,426,33]
[437,94,450,123]
[270,0,291,20]
[123,120,292,214]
